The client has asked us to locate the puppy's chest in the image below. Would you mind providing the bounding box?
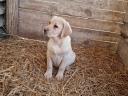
[52,54,63,67]
[48,39,67,54]
[48,43,63,55]
[48,43,64,67]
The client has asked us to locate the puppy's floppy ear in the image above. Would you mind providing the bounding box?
[61,20,72,38]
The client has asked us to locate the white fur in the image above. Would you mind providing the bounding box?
[44,16,76,80]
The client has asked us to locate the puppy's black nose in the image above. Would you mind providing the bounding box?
[44,29,47,33]
[44,28,48,35]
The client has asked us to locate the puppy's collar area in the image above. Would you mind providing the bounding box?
[50,36,70,46]
[51,37,62,45]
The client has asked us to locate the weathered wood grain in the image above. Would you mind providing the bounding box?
[19,8,122,34]
[19,0,124,22]
[19,8,120,42]
[117,0,128,69]
[124,0,128,12]
[20,0,126,11]
[71,27,120,43]
[6,0,19,34]
[5,0,124,43]
[120,0,128,38]
[124,13,128,23]
[62,15,121,33]
[118,38,128,69]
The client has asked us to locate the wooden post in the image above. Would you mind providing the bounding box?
[6,0,19,34]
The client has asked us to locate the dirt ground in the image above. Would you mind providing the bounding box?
[0,37,128,96]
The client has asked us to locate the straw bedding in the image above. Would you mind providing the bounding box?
[0,37,128,96]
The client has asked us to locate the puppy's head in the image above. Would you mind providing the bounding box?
[44,16,72,38]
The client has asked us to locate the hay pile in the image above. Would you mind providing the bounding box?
[0,37,128,96]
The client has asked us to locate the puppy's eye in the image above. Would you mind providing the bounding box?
[54,24,58,28]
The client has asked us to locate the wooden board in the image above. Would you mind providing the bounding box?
[18,8,120,42]
[20,0,126,12]
[124,13,128,23]
[118,38,128,69]
[7,0,126,43]
[19,0,124,23]
[19,8,122,34]
[6,0,19,34]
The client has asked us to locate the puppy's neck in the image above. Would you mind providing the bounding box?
[50,36,67,45]
[50,37,62,44]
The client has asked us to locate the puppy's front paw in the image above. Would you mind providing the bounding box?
[44,71,52,80]
[56,73,63,81]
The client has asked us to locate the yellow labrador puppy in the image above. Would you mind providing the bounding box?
[44,16,76,80]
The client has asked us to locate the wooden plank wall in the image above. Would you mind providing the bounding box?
[17,0,128,42]
[118,0,128,69]
[123,0,128,37]
[6,0,19,34]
